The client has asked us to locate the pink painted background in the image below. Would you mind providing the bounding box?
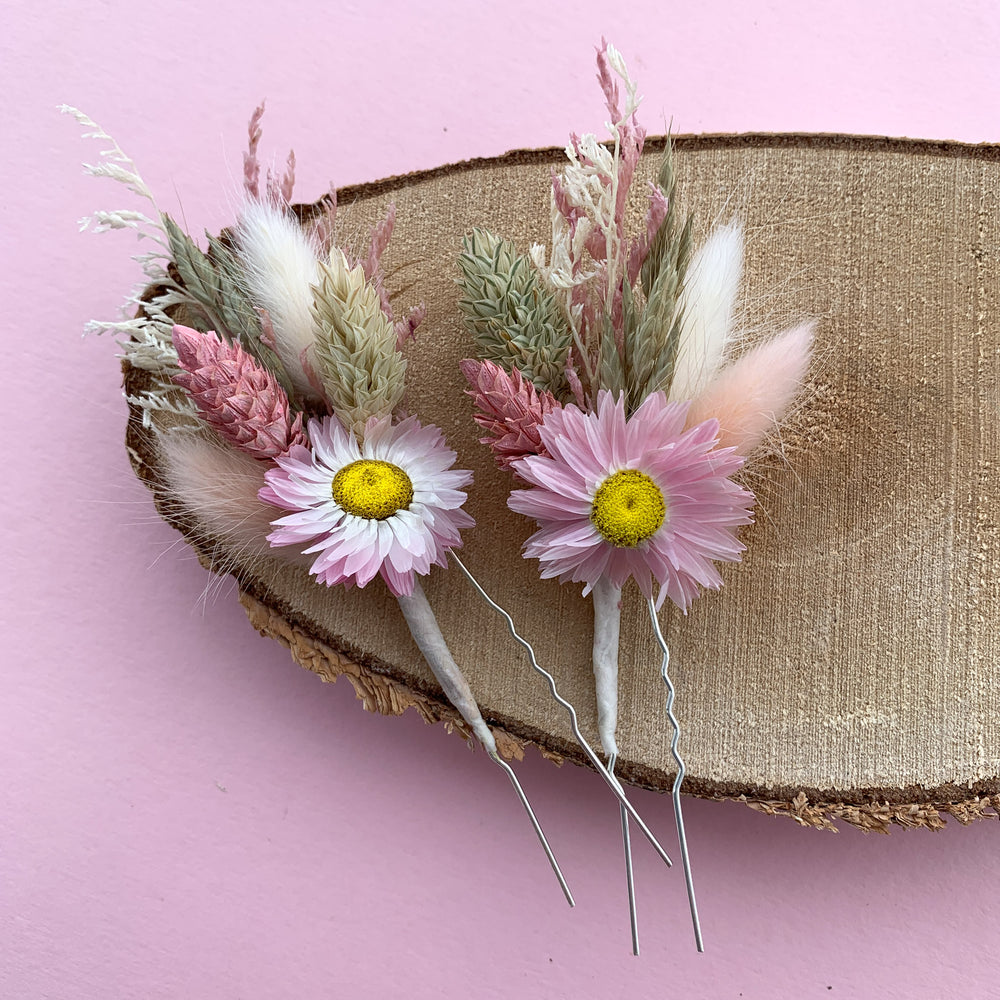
[3,2,998,996]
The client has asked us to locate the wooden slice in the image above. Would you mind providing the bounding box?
[125,134,1000,833]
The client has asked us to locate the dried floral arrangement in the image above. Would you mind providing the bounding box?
[63,30,1000,961]
[65,43,816,951]
[458,42,814,951]
[65,103,582,907]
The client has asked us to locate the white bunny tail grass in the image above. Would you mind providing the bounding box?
[155,428,290,572]
[686,321,815,455]
[671,220,744,403]
[236,198,322,402]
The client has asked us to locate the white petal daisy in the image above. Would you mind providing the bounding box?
[261,413,474,596]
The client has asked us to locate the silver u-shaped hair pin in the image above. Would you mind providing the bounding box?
[608,750,640,954]
[489,750,575,908]
[647,598,703,952]
[451,553,674,871]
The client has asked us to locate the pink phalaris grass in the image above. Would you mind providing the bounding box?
[685,322,815,454]
[460,359,559,470]
[171,324,307,460]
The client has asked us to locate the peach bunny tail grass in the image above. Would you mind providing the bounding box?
[685,322,815,454]
[155,428,290,570]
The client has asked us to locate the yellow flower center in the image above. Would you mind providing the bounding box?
[331,459,414,520]
[590,469,666,548]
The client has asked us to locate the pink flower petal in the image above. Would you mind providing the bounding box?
[507,391,755,611]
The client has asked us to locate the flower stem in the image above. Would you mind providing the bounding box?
[591,577,623,757]
[396,581,497,754]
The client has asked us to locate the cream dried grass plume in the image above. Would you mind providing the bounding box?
[311,248,406,439]
[236,198,324,403]
[156,428,286,570]
[670,220,744,403]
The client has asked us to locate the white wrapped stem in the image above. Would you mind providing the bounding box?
[396,581,498,755]
[591,576,623,758]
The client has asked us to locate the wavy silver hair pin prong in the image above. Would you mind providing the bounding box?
[647,598,704,953]
[489,750,575,907]
[608,751,640,955]
[396,583,573,908]
[450,552,674,870]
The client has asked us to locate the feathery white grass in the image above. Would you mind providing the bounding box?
[236,198,322,401]
[670,220,744,403]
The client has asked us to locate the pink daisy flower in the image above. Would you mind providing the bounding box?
[261,413,474,596]
[508,391,755,611]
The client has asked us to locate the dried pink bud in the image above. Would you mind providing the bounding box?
[394,303,425,349]
[171,324,307,460]
[460,358,559,471]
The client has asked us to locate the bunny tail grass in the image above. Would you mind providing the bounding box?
[236,199,322,402]
[670,220,744,403]
[156,428,283,566]
[686,322,815,454]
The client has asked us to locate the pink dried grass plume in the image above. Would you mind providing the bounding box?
[243,103,265,200]
[364,204,397,321]
[548,41,662,368]
[596,38,645,244]
[241,101,296,206]
[266,150,296,207]
[394,303,425,349]
[685,322,815,454]
[460,359,559,470]
[363,205,395,281]
[552,170,588,239]
[171,324,307,460]
[627,184,668,286]
[358,203,425,341]
[309,187,339,253]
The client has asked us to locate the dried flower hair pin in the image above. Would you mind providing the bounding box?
[68,103,574,907]
[458,42,813,952]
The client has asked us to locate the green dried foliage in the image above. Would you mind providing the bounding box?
[628,140,695,408]
[457,229,573,400]
[311,254,406,439]
[639,138,680,298]
[162,215,297,401]
[598,311,625,398]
